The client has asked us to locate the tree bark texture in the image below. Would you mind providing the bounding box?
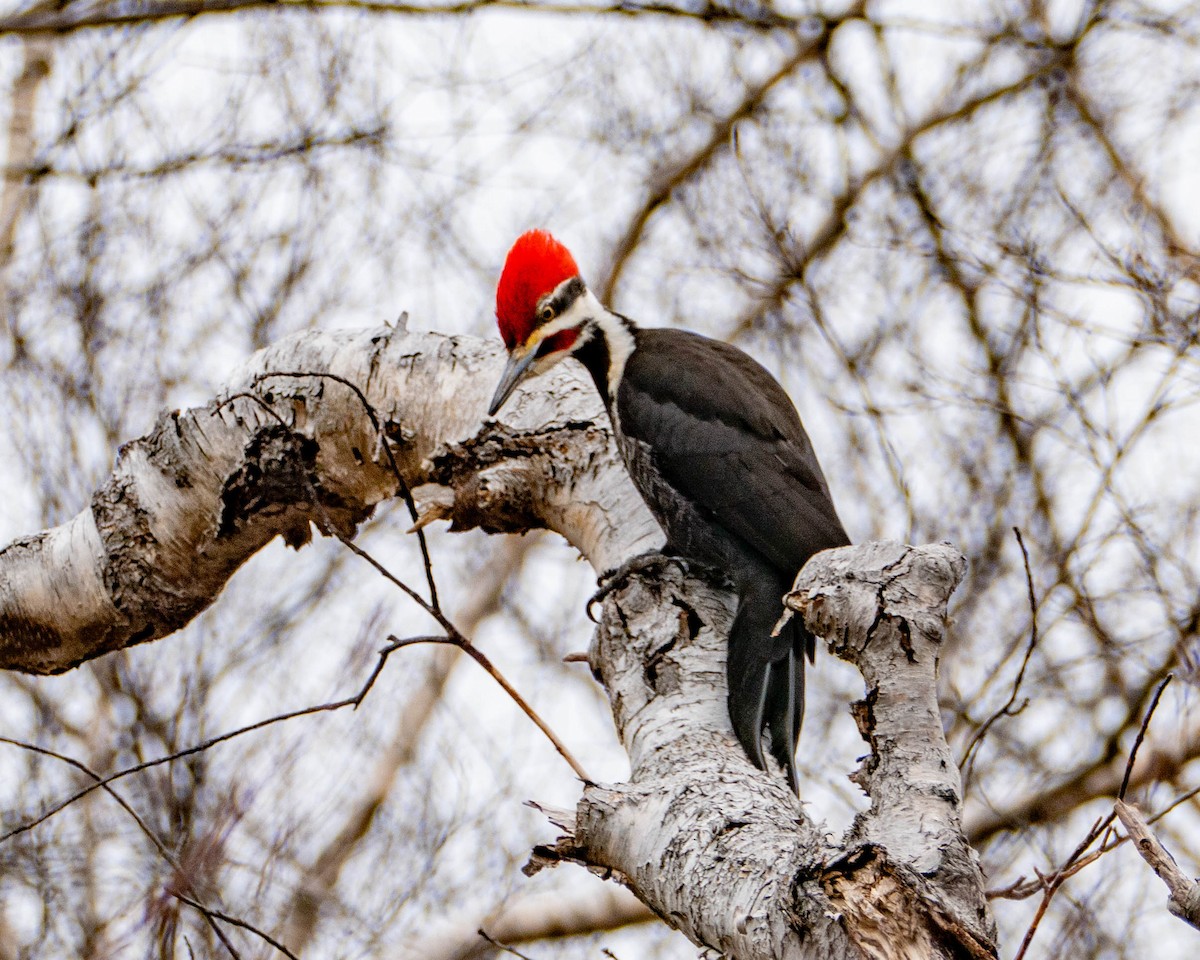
[530,543,998,960]
[1115,799,1200,933]
[0,326,996,958]
[0,325,660,673]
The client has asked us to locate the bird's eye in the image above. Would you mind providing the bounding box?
[540,305,555,322]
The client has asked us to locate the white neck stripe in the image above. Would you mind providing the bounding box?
[589,305,635,402]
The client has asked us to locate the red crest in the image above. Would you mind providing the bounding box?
[496,230,580,348]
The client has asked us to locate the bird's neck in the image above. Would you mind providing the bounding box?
[575,305,638,408]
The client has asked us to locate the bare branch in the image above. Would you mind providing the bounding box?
[967,688,1196,846]
[959,528,1041,783]
[597,2,866,302]
[0,0,821,39]
[0,737,297,959]
[280,537,527,951]
[386,633,593,783]
[1011,813,1115,960]
[728,45,1069,339]
[1115,800,1200,933]
[0,629,404,844]
[1063,75,1199,267]
[1119,673,1173,801]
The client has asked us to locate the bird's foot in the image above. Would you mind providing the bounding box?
[586,551,691,622]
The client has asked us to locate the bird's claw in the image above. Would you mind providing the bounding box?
[586,551,691,621]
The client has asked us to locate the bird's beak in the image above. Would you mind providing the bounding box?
[488,348,538,416]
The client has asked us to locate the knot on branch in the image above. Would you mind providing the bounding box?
[440,464,548,535]
[219,424,324,546]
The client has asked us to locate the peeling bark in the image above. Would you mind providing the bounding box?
[793,543,996,959]
[530,543,997,960]
[0,326,659,673]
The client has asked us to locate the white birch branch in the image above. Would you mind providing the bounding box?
[792,542,996,958]
[0,325,659,673]
[529,541,997,960]
[1115,799,1200,933]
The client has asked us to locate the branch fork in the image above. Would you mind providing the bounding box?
[530,541,997,960]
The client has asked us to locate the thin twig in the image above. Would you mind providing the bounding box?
[0,739,292,958]
[477,929,539,960]
[214,391,290,428]
[338,535,442,625]
[1147,782,1200,824]
[0,639,400,843]
[1119,673,1173,801]
[0,0,817,41]
[960,528,1041,780]
[0,737,174,859]
[174,893,301,959]
[1011,814,1113,960]
[332,512,590,784]
[997,674,1175,933]
[387,635,593,785]
[218,375,590,784]
[990,778,1200,902]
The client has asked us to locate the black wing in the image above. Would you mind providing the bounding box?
[617,327,849,574]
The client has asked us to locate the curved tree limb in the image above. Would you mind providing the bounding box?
[0,325,660,674]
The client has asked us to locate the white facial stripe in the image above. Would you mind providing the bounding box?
[529,288,635,400]
[529,311,585,345]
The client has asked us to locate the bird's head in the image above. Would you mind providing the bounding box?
[488,230,599,416]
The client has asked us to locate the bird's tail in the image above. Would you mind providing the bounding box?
[726,575,810,794]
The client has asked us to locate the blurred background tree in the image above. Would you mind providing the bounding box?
[0,0,1197,956]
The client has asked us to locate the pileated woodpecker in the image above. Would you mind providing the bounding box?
[487,230,849,792]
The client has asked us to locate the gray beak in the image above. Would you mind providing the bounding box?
[488,349,538,416]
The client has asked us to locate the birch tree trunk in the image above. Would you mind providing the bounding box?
[0,326,996,958]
